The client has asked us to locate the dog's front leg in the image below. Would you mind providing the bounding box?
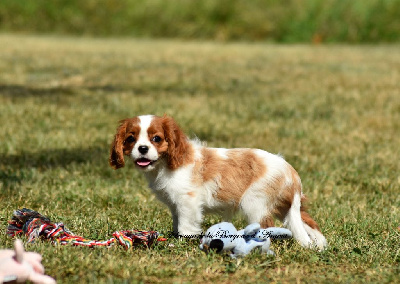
[175,201,203,238]
[166,204,179,236]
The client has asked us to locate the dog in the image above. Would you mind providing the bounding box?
[109,114,327,249]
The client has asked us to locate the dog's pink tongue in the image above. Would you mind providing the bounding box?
[137,159,151,166]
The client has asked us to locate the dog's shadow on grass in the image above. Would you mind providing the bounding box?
[0,84,130,99]
[0,84,76,98]
[1,84,124,188]
[0,145,108,188]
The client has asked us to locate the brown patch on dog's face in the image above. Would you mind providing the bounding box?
[147,116,169,156]
[109,117,141,169]
[194,148,267,204]
[158,115,194,170]
[123,123,141,155]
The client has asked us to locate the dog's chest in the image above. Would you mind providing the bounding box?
[145,165,195,194]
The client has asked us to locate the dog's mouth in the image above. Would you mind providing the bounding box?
[135,158,155,168]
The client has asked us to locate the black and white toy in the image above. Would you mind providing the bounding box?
[199,222,292,258]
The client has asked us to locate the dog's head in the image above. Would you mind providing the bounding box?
[109,115,190,171]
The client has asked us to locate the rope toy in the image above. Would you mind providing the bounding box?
[7,208,166,249]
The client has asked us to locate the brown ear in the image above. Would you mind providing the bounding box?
[109,120,128,169]
[162,115,190,170]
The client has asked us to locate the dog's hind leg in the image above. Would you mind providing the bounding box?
[282,192,312,247]
[300,202,327,249]
[283,193,327,249]
[240,189,273,227]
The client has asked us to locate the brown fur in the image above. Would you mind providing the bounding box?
[159,115,194,170]
[147,116,169,154]
[193,148,267,205]
[270,165,300,221]
[269,165,320,231]
[109,117,140,169]
[300,195,321,231]
[260,216,275,228]
[254,172,293,228]
[260,164,321,231]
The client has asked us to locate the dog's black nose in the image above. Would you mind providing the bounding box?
[138,145,149,154]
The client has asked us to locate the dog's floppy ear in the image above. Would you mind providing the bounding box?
[161,115,189,170]
[109,119,128,169]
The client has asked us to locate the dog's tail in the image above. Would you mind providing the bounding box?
[284,193,327,250]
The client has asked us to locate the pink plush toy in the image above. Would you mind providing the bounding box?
[0,239,55,284]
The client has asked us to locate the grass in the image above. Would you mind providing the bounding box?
[0,34,399,283]
[0,0,400,42]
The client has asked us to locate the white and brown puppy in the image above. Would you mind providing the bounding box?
[109,115,327,249]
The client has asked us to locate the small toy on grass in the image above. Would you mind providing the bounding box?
[199,222,292,258]
[0,239,56,284]
[7,208,166,249]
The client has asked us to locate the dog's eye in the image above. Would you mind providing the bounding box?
[125,136,136,144]
[152,136,161,143]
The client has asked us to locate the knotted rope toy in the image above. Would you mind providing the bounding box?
[7,208,166,249]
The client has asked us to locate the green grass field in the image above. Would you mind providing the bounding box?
[0,34,399,283]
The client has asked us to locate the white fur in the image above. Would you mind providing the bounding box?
[283,193,327,249]
[283,193,312,246]
[131,114,159,171]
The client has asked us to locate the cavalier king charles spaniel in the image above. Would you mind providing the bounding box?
[109,115,327,249]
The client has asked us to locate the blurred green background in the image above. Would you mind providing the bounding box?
[1,0,399,42]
